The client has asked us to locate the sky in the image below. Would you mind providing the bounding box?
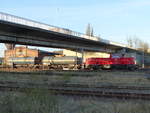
[0,0,150,56]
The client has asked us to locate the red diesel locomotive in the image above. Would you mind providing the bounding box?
[85,55,138,70]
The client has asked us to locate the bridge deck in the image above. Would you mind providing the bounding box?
[0,12,134,52]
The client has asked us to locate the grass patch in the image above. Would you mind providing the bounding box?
[0,91,150,113]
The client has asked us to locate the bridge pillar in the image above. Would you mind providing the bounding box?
[81,49,85,69]
[142,51,145,68]
[81,48,84,62]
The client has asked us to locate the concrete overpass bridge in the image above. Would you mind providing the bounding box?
[0,12,133,53]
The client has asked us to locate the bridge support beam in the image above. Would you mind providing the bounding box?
[0,32,114,53]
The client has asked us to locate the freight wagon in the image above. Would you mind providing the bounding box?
[42,56,82,69]
[7,57,40,68]
[7,56,82,69]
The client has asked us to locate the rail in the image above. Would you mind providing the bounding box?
[1,81,150,100]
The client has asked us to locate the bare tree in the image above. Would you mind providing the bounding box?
[133,37,139,49]
[143,42,149,52]
[127,37,133,47]
[126,36,149,53]
[86,23,94,36]
[91,28,94,37]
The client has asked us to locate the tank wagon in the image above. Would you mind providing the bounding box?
[7,57,40,67]
[7,56,82,69]
[42,56,82,69]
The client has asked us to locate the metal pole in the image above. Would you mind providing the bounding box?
[76,49,77,58]
[142,48,145,68]
[81,49,84,63]
[26,45,27,57]
[81,49,85,69]
[75,49,78,68]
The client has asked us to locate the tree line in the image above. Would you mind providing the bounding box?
[127,36,149,53]
[85,24,149,53]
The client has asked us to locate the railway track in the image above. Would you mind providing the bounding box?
[0,67,146,76]
[0,66,147,72]
[0,81,150,100]
[0,67,110,72]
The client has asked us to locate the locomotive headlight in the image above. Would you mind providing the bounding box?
[134,60,137,64]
